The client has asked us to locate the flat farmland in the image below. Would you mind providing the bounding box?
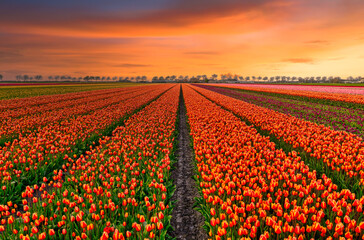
[1,83,364,239]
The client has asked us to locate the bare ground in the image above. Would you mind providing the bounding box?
[170,87,208,240]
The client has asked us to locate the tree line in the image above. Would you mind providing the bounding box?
[0,73,361,83]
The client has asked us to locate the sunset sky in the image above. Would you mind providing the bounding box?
[1,0,364,79]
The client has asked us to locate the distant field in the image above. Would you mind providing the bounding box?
[218,83,364,95]
[0,82,144,99]
[248,82,364,87]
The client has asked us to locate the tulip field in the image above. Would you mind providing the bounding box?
[1,83,364,239]
[0,83,140,100]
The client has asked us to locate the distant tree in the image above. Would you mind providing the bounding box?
[0,74,3,81]
[35,75,43,81]
[23,75,29,82]
[16,75,22,81]
[331,77,341,83]
[212,74,218,80]
[190,76,198,83]
[48,76,53,81]
[142,76,147,81]
[225,73,233,80]
[220,74,226,81]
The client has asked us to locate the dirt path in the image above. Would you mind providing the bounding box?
[170,87,208,240]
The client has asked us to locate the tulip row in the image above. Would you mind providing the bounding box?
[0,84,180,239]
[209,84,364,105]
[215,84,364,95]
[0,87,139,117]
[0,87,147,144]
[0,83,141,101]
[183,84,364,239]
[197,85,364,139]
[0,85,172,204]
[0,86,136,111]
[191,85,364,195]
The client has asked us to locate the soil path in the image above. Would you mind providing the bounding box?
[170,87,208,240]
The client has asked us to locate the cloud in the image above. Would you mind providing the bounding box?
[329,57,344,61]
[304,40,330,45]
[0,0,288,37]
[200,63,221,66]
[3,69,35,75]
[113,63,152,68]
[0,50,23,58]
[0,50,25,63]
[184,51,220,55]
[282,58,315,64]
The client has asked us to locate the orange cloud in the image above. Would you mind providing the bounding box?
[282,58,316,64]
[1,0,364,79]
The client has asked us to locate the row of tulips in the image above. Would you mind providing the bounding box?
[197,85,364,139]
[0,87,146,144]
[0,86,139,111]
[0,83,140,101]
[209,84,364,105]
[183,84,364,239]
[191,85,364,195]
[0,85,172,204]
[0,84,180,239]
[0,87,138,116]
